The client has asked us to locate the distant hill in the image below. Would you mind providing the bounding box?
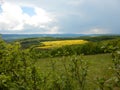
[1,34,86,41]
[1,34,120,42]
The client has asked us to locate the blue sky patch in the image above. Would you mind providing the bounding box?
[0,6,2,13]
[22,6,35,16]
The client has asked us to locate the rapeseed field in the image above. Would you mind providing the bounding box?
[39,40,88,48]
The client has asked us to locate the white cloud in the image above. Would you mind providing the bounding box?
[49,26,59,34]
[0,2,24,30]
[83,28,110,34]
[26,7,53,27]
[0,1,57,33]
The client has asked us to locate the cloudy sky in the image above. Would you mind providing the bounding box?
[0,0,120,34]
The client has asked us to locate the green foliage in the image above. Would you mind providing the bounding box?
[0,37,120,90]
[68,55,88,90]
[0,38,89,90]
[95,42,120,90]
[0,39,39,89]
[111,50,120,87]
[31,42,104,58]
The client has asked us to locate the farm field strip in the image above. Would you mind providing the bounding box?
[38,40,88,48]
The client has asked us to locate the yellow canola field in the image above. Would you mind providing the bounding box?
[39,40,88,49]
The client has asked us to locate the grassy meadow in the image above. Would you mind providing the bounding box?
[35,54,113,89]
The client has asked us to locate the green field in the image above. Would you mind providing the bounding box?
[36,54,112,75]
[35,54,113,89]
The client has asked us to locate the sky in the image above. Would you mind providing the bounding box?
[0,0,120,34]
